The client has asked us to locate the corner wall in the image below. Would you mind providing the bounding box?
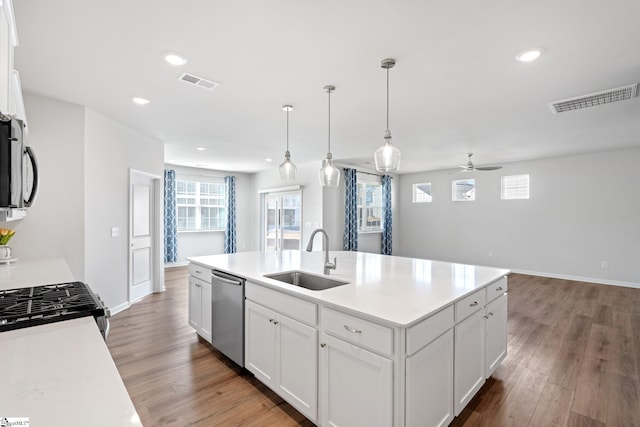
[0,94,86,279]
[396,148,640,286]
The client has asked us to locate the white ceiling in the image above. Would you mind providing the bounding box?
[12,0,640,174]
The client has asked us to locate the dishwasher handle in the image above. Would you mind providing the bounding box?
[212,273,243,286]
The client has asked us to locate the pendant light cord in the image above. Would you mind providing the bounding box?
[386,66,390,131]
[286,109,290,151]
[327,89,331,154]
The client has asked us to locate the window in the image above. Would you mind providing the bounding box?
[452,178,475,201]
[357,181,382,232]
[502,174,530,199]
[176,180,226,231]
[413,183,432,203]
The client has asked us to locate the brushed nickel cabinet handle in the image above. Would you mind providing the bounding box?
[344,325,362,334]
[470,301,479,307]
[320,343,326,348]
[496,287,503,291]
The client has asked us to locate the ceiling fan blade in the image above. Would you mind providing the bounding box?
[475,166,502,171]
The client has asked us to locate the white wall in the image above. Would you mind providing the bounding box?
[168,165,256,263]
[0,94,86,279]
[84,109,164,311]
[396,148,640,286]
[253,161,324,250]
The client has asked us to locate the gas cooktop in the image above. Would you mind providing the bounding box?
[0,281,110,335]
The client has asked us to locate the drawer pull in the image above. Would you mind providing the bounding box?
[496,287,503,291]
[469,301,479,307]
[344,325,363,334]
[320,343,326,348]
[195,270,201,274]
[269,319,274,323]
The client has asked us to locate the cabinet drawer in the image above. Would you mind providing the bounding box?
[455,288,486,322]
[486,277,507,303]
[246,282,317,326]
[406,305,454,355]
[189,263,212,283]
[320,307,393,356]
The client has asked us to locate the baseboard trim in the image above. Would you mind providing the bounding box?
[511,269,640,289]
[165,261,189,268]
[110,301,131,316]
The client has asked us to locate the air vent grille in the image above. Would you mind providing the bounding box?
[179,72,219,90]
[549,83,638,113]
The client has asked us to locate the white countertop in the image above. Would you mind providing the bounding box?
[0,317,141,427]
[188,251,510,327]
[0,257,75,290]
[0,258,141,426]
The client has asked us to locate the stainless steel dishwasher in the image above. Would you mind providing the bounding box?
[211,269,245,367]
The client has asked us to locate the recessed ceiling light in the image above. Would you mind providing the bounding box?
[196,146,207,151]
[162,51,187,66]
[265,158,273,162]
[131,96,150,105]
[515,49,543,62]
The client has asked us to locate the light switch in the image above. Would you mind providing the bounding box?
[111,227,120,238]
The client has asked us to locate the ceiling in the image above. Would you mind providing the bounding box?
[12,0,640,174]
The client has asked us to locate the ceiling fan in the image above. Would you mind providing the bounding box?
[459,153,502,172]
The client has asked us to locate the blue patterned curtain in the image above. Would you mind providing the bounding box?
[381,174,392,255]
[224,175,237,254]
[163,169,178,263]
[343,168,358,251]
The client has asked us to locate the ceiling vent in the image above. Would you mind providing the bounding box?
[178,72,219,90]
[549,83,638,114]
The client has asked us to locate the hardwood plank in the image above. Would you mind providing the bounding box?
[528,382,573,427]
[605,373,640,427]
[572,356,609,422]
[567,411,606,427]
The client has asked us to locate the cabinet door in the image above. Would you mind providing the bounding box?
[188,277,201,331]
[454,309,486,415]
[199,281,212,343]
[277,315,318,422]
[406,329,454,427]
[319,332,393,427]
[485,293,508,378]
[245,300,277,387]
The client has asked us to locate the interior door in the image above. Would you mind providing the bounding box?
[263,191,301,251]
[130,172,154,302]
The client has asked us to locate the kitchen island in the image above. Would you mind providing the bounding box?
[189,250,510,427]
[0,258,141,427]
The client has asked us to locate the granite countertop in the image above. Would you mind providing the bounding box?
[188,251,510,327]
[0,257,141,426]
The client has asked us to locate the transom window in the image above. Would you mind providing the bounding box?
[357,181,382,232]
[413,182,432,203]
[502,174,530,199]
[176,180,226,231]
[452,178,475,201]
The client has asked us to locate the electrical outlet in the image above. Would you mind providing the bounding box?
[601,261,608,269]
[488,251,493,257]
[111,227,120,238]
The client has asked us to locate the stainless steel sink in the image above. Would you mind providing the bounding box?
[264,270,349,291]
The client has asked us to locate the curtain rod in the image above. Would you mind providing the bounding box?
[351,169,393,179]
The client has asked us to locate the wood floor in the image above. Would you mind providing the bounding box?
[107,268,640,427]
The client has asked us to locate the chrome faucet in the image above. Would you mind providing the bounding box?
[306,228,337,275]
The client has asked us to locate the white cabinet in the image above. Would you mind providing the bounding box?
[406,329,454,427]
[0,0,18,116]
[245,299,317,421]
[188,275,212,343]
[454,308,486,415]
[485,293,508,378]
[319,332,393,427]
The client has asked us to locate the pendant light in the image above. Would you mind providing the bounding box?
[319,85,340,187]
[278,104,297,179]
[374,58,401,172]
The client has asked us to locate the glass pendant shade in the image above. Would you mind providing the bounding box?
[318,153,340,187]
[374,130,401,172]
[279,151,297,179]
[279,105,296,179]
